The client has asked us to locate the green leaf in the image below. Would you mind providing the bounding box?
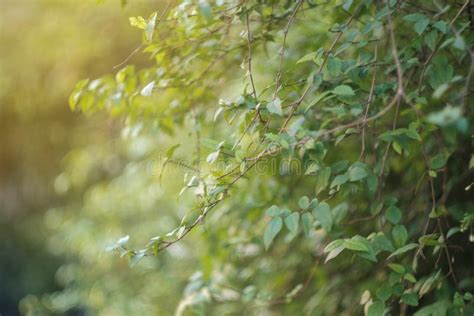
[279,208,291,217]
[405,128,421,141]
[165,144,180,159]
[206,150,220,164]
[388,263,405,274]
[297,52,317,64]
[301,212,313,236]
[198,0,212,21]
[367,301,385,316]
[388,243,419,259]
[371,201,384,215]
[324,239,344,253]
[447,227,461,239]
[402,292,419,306]
[453,37,465,50]
[371,234,394,253]
[332,84,354,96]
[242,286,257,302]
[305,161,320,175]
[180,211,201,226]
[325,246,344,263]
[316,167,331,193]
[376,284,392,302]
[331,160,348,174]
[342,0,353,11]
[403,13,430,35]
[392,141,402,155]
[284,213,300,235]
[129,252,145,267]
[428,56,454,89]
[145,12,157,42]
[414,301,450,316]
[267,98,282,116]
[330,173,349,188]
[129,16,147,29]
[433,20,448,34]
[367,174,378,193]
[265,205,281,217]
[344,237,369,252]
[424,29,438,51]
[304,91,333,113]
[326,56,342,77]
[403,13,426,22]
[392,225,408,247]
[264,217,282,250]
[386,206,401,224]
[429,154,447,170]
[404,273,417,283]
[419,234,442,246]
[349,165,368,181]
[298,196,309,209]
[427,105,462,127]
[414,18,430,35]
[312,202,333,232]
[141,81,155,96]
[433,83,449,99]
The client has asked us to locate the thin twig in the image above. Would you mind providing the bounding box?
[113,0,171,69]
[279,3,363,133]
[273,0,303,100]
[360,44,379,160]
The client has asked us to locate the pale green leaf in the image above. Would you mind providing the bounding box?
[284,212,300,235]
[312,202,332,232]
[298,196,309,210]
[267,98,282,116]
[332,84,354,96]
[301,212,313,236]
[264,217,282,250]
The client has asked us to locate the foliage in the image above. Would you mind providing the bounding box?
[0,1,155,314]
[22,0,474,315]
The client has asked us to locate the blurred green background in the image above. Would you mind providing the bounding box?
[0,1,160,314]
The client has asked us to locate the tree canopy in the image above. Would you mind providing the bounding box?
[21,0,473,315]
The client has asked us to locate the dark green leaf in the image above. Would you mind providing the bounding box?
[386,206,401,224]
[402,293,419,306]
[392,225,408,247]
[367,301,385,316]
[429,154,447,170]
